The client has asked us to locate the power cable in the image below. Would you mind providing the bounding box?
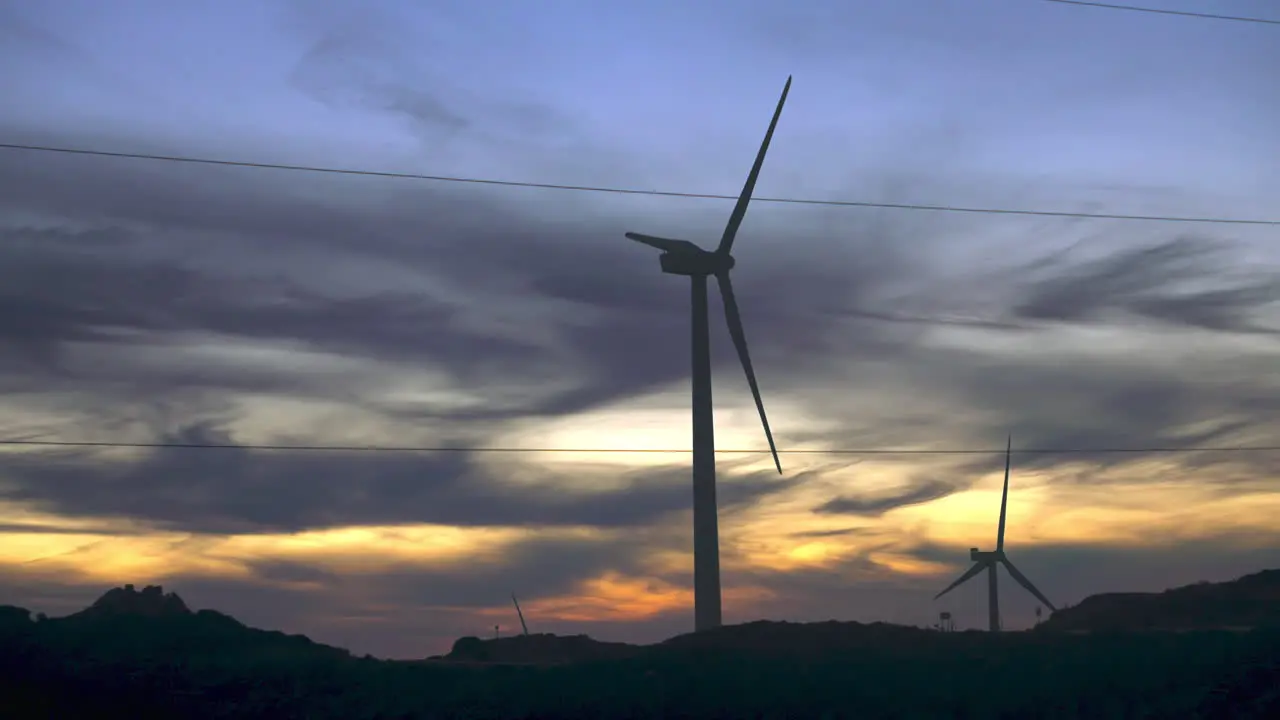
[1,439,1278,455]
[1038,0,1280,25]
[1,142,1276,226]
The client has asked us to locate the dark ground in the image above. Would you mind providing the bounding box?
[2,571,1278,719]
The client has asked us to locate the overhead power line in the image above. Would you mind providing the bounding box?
[2,142,1276,226]
[1039,0,1280,25]
[1,439,1278,455]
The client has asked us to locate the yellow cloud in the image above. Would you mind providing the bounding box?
[867,551,953,577]
[0,513,612,587]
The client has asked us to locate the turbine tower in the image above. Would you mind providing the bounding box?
[935,435,1056,632]
[624,77,791,632]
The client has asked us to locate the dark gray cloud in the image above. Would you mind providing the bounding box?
[0,133,958,470]
[0,123,937,539]
[4,142,1277,533]
[0,522,133,536]
[788,526,881,539]
[1012,235,1280,334]
[945,357,1280,476]
[789,313,1280,487]
[368,534,660,608]
[815,477,957,516]
[0,422,793,534]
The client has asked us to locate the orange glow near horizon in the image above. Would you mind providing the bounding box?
[489,571,777,623]
[2,441,1280,629]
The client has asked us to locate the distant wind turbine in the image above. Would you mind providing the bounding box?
[624,77,791,633]
[511,593,529,636]
[935,435,1056,632]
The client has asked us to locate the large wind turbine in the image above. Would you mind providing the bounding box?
[935,435,1056,632]
[624,77,791,633]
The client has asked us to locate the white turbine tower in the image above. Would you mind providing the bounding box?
[935,435,1056,632]
[624,77,791,633]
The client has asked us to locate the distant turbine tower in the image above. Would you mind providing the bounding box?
[624,77,791,633]
[935,435,1057,632]
[511,593,529,636]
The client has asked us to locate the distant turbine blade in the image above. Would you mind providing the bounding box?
[935,561,987,600]
[716,76,792,256]
[996,434,1012,552]
[1001,558,1056,612]
[511,593,530,636]
[716,271,781,474]
[625,232,701,254]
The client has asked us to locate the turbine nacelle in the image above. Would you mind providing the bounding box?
[624,232,736,276]
[660,249,735,276]
[970,548,1005,562]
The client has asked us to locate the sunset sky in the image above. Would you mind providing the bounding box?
[1,0,1278,659]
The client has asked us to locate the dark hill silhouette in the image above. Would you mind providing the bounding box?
[0,604,33,628]
[3,580,1280,718]
[437,621,950,666]
[1039,568,1280,633]
[444,632,640,664]
[2,584,350,664]
[653,619,943,657]
[71,583,191,619]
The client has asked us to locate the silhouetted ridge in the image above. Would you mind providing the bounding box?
[1040,568,1280,632]
[440,620,953,666]
[73,583,191,619]
[655,619,939,657]
[445,632,639,664]
[5,582,1280,718]
[1,584,350,666]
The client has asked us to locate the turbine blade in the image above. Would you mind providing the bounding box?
[1001,558,1057,612]
[511,593,530,635]
[716,76,791,256]
[625,232,701,254]
[996,434,1011,551]
[935,561,988,600]
[716,271,781,474]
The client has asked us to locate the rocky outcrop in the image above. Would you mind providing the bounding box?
[72,584,192,620]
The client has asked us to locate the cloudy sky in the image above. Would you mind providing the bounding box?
[2,0,1279,658]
